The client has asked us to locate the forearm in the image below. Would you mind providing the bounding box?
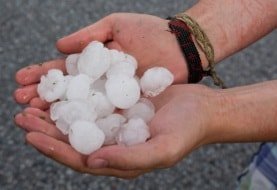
[185,0,277,68]
[209,80,277,143]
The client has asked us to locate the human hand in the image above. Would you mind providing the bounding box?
[14,13,191,110]
[14,84,217,178]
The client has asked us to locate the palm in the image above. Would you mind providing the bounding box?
[15,84,213,178]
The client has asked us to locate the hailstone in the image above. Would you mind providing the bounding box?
[124,54,138,69]
[110,49,126,65]
[87,91,115,118]
[37,69,67,102]
[78,41,111,80]
[105,75,140,109]
[140,67,174,97]
[116,118,150,146]
[50,100,97,135]
[123,98,155,123]
[69,120,105,155]
[65,54,80,75]
[96,114,126,145]
[66,74,91,100]
[106,61,136,78]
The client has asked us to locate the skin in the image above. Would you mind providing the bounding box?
[14,0,277,179]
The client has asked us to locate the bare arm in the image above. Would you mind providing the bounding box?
[186,0,277,68]
[207,80,277,143]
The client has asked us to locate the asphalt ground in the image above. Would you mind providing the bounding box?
[0,0,276,189]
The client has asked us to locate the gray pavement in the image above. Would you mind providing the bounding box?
[0,0,276,189]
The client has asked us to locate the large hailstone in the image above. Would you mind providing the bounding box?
[116,118,150,146]
[65,54,80,75]
[69,120,105,155]
[78,41,111,80]
[123,98,155,123]
[109,49,137,68]
[124,54,138,69]
[87,91,115,118]
[105,75,140,109]
[66,74,91,100]
[110,49,126,65]
[37,69,67,102]
[96,114,126,145]
[50,100,97,135]
[140,67,174,97]
[106,61,136,78]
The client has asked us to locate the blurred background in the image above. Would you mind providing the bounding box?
[0,0,276,189]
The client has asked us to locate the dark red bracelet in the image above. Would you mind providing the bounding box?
[168,18,207,83]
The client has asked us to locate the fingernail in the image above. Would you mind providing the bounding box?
[89,159,108,169]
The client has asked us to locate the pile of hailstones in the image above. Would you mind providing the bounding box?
[37,41,174,155]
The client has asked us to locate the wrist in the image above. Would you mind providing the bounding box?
[207,81,277,144]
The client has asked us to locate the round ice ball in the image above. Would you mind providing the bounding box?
[78,41,111,80]
[87,91,115,118]
[105,75,140,109]
[140,67,174,97]
[106,61,136,78]
[37,69,67,102]
[124,54,137,69]
[65,54,80,76]
[69,120,105,155]
[66,74,91,100]
[123,98,155,123]
[116,118,150,146]
[50,100,97,135]
[96,114,126,145]
[110,49,126,65]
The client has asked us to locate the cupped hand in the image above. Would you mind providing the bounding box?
[14,13,188,110]
[14,84,217,179]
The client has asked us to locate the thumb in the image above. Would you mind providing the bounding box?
[56,15,114,54]
[87,135,177,170]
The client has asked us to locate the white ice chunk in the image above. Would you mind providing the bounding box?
[140,67,174,97]
[96,114,126,145]
[37,69,67,102]
[110,49,126,65]
[78,41,111,80]
[109,49,137,69]
[124,54,137,69]
[123,98,155,123]
[69,120,105,155]
[116,118,150,146]
[65,54,80,75]
[87,91,115,118]
[106,61,136,78]
[50,100,97,135]
[105,75,140,109]
[66,74,91,100]
[50,101,67,121]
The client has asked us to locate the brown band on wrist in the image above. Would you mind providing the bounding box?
[168,18,206,83]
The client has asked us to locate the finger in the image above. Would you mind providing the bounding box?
[87,135,173,171]
[26,132,148,179]
[13,84,38,104]
[56,16,113,54]
[23,107,54,124]
[15,59,66,86]
[15,112,67,142]
[30,97,50,110]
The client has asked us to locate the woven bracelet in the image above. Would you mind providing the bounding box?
[168,15,226,88]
